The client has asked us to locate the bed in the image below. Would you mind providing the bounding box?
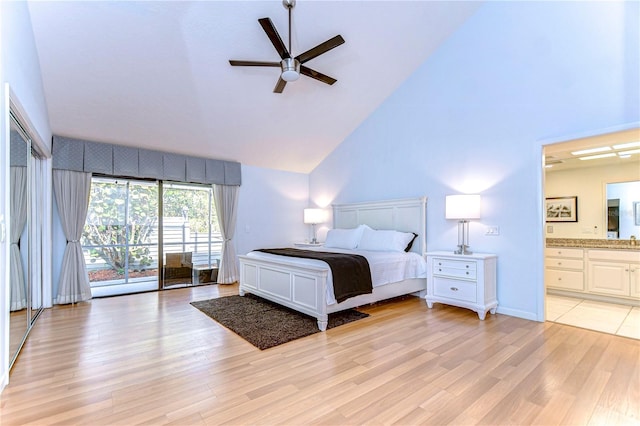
[238,197,428,331]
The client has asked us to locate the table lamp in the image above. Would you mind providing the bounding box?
[445,194,481,255]
[303,208,324,244]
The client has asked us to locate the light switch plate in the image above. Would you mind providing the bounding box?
[485,226,500,236]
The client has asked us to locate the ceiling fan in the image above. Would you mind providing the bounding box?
[229,0,345,93]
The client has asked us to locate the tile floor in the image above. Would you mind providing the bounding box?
[546,294,640,339]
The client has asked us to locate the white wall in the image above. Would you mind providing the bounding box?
[545,162,640,239]
[310,1,639,321]
[235,165,310,255]
[0,1,51,391]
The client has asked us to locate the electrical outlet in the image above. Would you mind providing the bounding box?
[485,226,500,236]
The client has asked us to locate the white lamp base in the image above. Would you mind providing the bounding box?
[454,244,473,255]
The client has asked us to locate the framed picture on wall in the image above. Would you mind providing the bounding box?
[634,201,640,226]
[546,196,578,222]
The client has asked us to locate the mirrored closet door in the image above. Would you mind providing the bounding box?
[9,110,45,369]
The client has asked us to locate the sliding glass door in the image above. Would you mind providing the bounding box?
[82,178,222,296]
[83,178,159,296]
[161,182,221,289]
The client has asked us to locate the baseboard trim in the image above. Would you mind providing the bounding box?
[0,370,8,393]
[496,306,540,322]
[547,289,640,307]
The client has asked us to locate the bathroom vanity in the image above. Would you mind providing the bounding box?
[546,238,640,306]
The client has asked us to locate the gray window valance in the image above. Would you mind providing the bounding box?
[52,135,241,185]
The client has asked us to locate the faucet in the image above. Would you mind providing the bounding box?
[631,235,637,246]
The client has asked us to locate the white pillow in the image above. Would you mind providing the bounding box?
[324,226,365,249]
[358,227,416,252]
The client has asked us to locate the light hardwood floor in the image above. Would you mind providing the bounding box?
[1,284,639,425]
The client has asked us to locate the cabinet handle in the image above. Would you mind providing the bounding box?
[450,287,459,291]
[466,272,469,275]
[465,265,469,269]
[558,277,562,281]
[557,262,562,266]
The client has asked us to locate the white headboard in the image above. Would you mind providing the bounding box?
[332,197,427,255]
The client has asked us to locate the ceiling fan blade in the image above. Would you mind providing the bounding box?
[258,17,291,60]
[300,66,337,85]
[273,77,287,93]
[229,60,280,67]
[295,35,345,64]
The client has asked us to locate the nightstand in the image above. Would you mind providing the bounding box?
[294,242,323,248]
[425,251,497,320]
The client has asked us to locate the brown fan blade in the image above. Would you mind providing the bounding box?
[300,66,337,85]
[273,77,287,93]
[295,35,345,64]
[229,60,280,67]
[258,17,291,60]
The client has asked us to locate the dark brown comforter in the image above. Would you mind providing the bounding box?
[255,248,373,303]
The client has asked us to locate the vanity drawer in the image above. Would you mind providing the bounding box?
[433,277,476,303]
[545,258,584,270]
[587,250,640,263]
[432,258,477,280]
[545,248,583,259]
[545,268,584,291]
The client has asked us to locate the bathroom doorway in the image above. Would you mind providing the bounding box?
[542,127,639,339]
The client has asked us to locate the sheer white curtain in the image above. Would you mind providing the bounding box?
[53,170,92,304]
[10,167,28,311]
[213,184,239,284]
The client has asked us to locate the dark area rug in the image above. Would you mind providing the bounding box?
[190,293,369,350]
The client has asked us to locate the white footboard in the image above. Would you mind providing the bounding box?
[239,254,331,331]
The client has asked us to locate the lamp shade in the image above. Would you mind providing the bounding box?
[303,208,324,224]
[445,194,481,220]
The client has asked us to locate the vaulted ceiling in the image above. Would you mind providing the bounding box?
[27,1,482,173]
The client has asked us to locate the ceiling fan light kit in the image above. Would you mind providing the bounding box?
[281,58,300,82]
[229,0,344,93]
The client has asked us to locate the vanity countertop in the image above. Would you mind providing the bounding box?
[546,238,640,251]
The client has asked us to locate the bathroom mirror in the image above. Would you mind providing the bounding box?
[606,180,640,240]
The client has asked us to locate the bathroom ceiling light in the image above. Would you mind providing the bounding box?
[612,141,640,150]
[571,146,611,156]
[578,153,616,160]
[617,148,640,156]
